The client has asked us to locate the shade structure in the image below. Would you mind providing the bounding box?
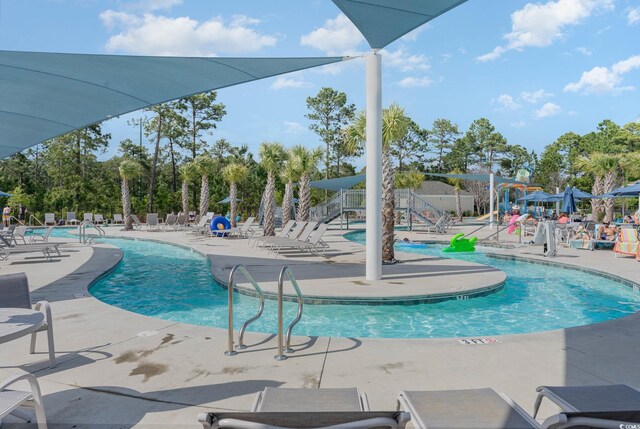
[332,0,468,49]
[551,187,593,200]
[425,172,527,185]
[0,191,11,197]
[562,187,577,214]
[517,190,557,202]
[218,197,242,204]
[0,51,346,158]
[308,174,366,191]
[604,181,640,197]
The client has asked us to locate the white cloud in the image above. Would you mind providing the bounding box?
[495,94,522,110]
[381,48,430,72]
[122,0,182,12]
[576,46,592,55]
[401,26,427,42]
[270,76,312,90]
[397,77,433,88]
[100,11,276,55]
[520,89,553,103]
[477,0,613,62]
[628,7,640,25]
[441,53,453,63]
[535,102,561,118]
[564,55,640,94]
[300,14,364,56]
[283,121,305,134]
[510,121,527,128]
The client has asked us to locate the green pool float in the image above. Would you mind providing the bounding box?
[442,233,477,252]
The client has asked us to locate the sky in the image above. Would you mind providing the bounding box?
[0,0,639,169]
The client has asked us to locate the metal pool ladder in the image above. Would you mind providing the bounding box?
[225,264,304,361]
[78,220,105,244]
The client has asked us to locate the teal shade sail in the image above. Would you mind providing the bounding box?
[425,172,528,186]
[308,174,366,191]
[332,0,468,49]
[0,52,346,158]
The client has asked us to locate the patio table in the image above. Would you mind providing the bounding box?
[0,308,45,346]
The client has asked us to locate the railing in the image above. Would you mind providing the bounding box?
[28,215,44,227]
[78,220,105,244]
[274,266,304,361]
[309,190,343,221]
[225,264,265,356]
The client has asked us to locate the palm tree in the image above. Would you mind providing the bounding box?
[179,161,198,216]
[578,153,621,222]
[119,159,142,230]
[395,169,424,223]
[280,160,299,226]
[447,169,464,221]
[222,162,249,227]
[291,145,323,222]
[259,142,287,236]
[193,154,217,218]
[344,104,409,263]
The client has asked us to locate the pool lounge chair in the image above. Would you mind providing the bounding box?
[189,215,212,236]
[397,388,539,429]
[260,222,312,251]
[0,272,56,368]
[94,213,105,224]
[249,219,295,247]
[254,221,304,249]
[273,223,330,255]
[130,214,143,230]
[83,212,93,223]
[44,213,56,226]
[613,227,639,258]
[176,213,188,230]
[164,214,177,230]
[112,214,124,224]
[146,213,160,231]
[30,227,54,244]
[0,373,47,429]
[0,235,60,261]
[66,212,79,225]
[199,387,408,429]
[228,217,256,239]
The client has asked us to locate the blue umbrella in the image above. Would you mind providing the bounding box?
[551,187,593,200]
[605,181,640,197]
[0,191,11,197]
[517,190,556,202]
[562,186,577,214]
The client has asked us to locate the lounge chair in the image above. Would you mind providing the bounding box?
[30,227,54,244]
[130,214,143,230]
[273,223,330,255]
[0,373,47,429]
[199,387,408,429]
[0,272,55,368]
[254,221,304,249]
[94,213,105,224]
[189,215,212,236]
[146,213,160,231]
[66,212,79,225]
[0,235,60,261]
[229,217,256,239]
[112,213,124,224]
[44,213,56,226]
[613,227,639,258]
[176,213,187,230]
[397,388,539,429]
[164,214,177,230]
[12,225,29,244]
[83,212,93,223]
[250,219,295,247]
[532,384,640,419]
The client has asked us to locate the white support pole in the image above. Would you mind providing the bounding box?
[366,52,382,281]
[489,173,495,229]
[555,187,560,216]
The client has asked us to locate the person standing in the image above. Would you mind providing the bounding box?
[18,203,26,225]
[2,205,11,227]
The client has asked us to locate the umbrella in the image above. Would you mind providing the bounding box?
[598,181,640,212]
[551,187,593,200]
[0,191,11,197]
[562,186,577,214]
[218,196,242,204]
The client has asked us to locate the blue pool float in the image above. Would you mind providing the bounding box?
[210,216,232,237]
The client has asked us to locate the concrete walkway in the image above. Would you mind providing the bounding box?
[0,224,639,428]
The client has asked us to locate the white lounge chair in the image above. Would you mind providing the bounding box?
[130,214,143,230]
[30,227,54,244]
[0,373,47,429]
[176,213,187,230]
[249,219,295,247]
[233,217,256,239]
[12,225,29,244]
[255,221,305,249]
[188,216,212,236]
[164,214,177,231]
[94,213,105,224]
[0,272,55,368]
[272,223,330,255]
[0,235,60,261]
[43,213,56,226]
[83,212,93,223]
[112,214,124,224]
[267,222,317,254]
[66,212,79,225]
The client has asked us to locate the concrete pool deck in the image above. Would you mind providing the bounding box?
[0,223,639,427]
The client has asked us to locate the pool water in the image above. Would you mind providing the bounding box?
[51,227,640,338]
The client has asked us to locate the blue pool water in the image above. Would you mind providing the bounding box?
[50,227,640,338]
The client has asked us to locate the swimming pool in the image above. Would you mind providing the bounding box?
[66,227,640,339]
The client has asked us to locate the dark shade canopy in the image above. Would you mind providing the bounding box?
[218,197,241,204]
[308,174,366,191]
[332,0,468,49]
[425,172,527,185]
[0,51,346,158]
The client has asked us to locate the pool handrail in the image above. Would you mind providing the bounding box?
[225,264,265,356]
[29,215,45,227]
[78,220,105,244]
[274,266,304,361]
